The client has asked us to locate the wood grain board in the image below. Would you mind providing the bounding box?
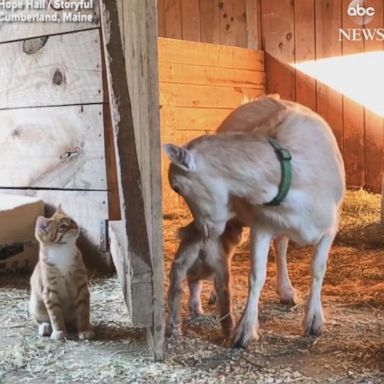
[0,189,108,225]
[159,37,266,211]
[158,37,264,69]
[160,83,263,109]
[0,29,102,109]
[164,0,182,39]
[0,0,100,44]
[0,105,106,189]
[181,0,201,41]
[159,0,259,48]
[166,107,232,132]
[315,0,344,151]
[294,0,316,111]
[341,0,365,188]
[245,0,261,50]
[159,62,264,88]
[0,189,109,268]
[261,0,296,100]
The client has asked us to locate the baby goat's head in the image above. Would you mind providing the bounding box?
[164,142,231,239]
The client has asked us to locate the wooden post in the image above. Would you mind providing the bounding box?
[100,0,164,360]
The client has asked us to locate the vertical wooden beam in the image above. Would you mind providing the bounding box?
[122,0,164,361]
[157,0,167,37]
[364,0,384,192]
[143,0,165,361]
[100,0,164,361]
[181,0,201,41]
[116,0,124,48]
[165,0,182,39]
[315,0,343,151]
[199,0,221,44]
[294,0,316,111]
[342,0,365,189]
[245,0,261,49]
[218,0,247,48]
[261,0,296,100]
[100,29,121,221]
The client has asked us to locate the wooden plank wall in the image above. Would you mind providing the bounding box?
[260,0,384,192]
[0,0,116,270]
[158,0,384,193]
[158,0,261,48]
[158,38,265,212]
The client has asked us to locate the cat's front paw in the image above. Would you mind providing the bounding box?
[79,330,95,340]
[50,330,66,340]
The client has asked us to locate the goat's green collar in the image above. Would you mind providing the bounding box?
[264,137,292,206]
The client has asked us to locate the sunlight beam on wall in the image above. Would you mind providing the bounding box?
[293,51,384,117]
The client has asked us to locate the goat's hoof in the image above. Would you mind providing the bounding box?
[220,316,234,338]
[303,310,324,336]
[79,330,95,340]
[280,296,297,307]
[38,322,52,337]
[50,330,66,340]
[189,306,204,318]
[278,288,297,306]
[208,292,217,305]
[231,323,258,349]
[166,323,183,337]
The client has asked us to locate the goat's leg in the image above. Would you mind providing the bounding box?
[274,236,297,306]
[213,262,233,338]
[303,231,335,336]
[232,229,271,348]
[166,244,199,337]
[208,288,217,305]
[187,279,204,317]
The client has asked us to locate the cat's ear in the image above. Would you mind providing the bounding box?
[56,204,64,214]
[36,216,49,232]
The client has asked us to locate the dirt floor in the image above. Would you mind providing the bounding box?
[1,199,384,383]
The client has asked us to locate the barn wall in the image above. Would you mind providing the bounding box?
[261,0,384,192]
[0,1,116,270]
[157,0,261,49]
[158,0,384,193]
[158,38,265,212]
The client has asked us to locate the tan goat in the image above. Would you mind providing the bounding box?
[164,96,345,348]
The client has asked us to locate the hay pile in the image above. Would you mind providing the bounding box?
[337,189,384,248]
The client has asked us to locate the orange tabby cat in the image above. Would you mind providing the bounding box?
[29,206,94,340]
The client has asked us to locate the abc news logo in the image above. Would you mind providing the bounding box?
[347,3,375,17]
[338,2,384,41]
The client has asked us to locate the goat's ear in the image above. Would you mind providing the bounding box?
[163,144,196,172]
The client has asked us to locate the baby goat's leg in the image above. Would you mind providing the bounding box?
[208,289,217,305]
[213,260,233,337]
[167,242,199,337]
[274,236,296,305]
[188,279,204,317]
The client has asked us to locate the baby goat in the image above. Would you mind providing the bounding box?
[167,219,243,338]
[167,220,297,338]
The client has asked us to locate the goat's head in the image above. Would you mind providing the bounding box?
[164,143,231,239]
